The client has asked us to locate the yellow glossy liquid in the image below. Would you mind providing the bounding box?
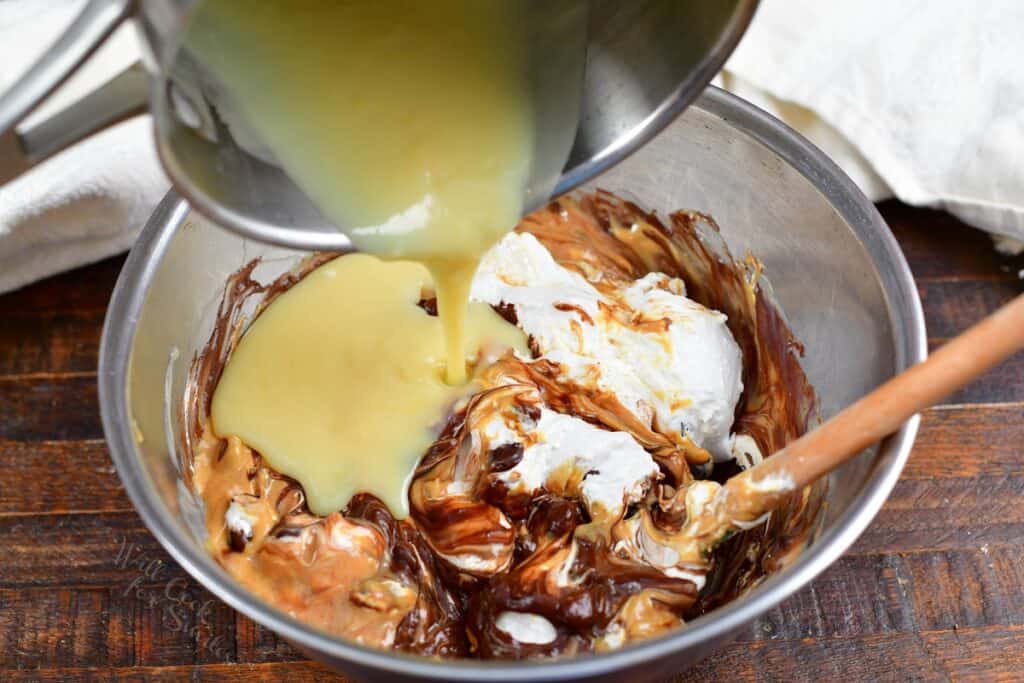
[187,0,534,384]
[210,254,526,517]
[192,0,547,517]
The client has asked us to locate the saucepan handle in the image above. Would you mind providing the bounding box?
[0,0,148,185]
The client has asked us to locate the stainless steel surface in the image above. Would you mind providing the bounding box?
[100,87,928,682]
[0,0,137,184]
[1,0,757,252]
[17,64,149,164]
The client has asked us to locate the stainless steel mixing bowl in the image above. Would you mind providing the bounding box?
[99,87,927,682]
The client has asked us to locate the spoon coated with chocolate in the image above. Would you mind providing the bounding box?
[687,292,1024,563]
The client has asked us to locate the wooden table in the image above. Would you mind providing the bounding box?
[1,202,1021,681]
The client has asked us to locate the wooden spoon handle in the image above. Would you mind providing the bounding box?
[722,292,1024,522]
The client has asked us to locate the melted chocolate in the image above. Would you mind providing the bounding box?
[416,295,439,317]
[183,190,823,659]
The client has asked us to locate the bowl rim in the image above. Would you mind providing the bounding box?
[99,85,927,680]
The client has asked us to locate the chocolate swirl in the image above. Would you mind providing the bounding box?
[183,190,823,658]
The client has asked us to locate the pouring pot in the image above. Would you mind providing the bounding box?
[0,0,757,251]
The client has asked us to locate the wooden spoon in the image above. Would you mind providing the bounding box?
[713,292,1024,531]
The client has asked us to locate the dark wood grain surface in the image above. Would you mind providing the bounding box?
[1,201,1021,682]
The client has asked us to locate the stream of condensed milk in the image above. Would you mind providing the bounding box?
[188,0,534,385]
[188,0,571,516]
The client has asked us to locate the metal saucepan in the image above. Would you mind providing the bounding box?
[99,87,927,681]
[0,0,757,250]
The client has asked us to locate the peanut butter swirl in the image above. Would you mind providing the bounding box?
[183,190,823,658]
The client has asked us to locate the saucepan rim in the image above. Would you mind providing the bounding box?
[99,86,926,680]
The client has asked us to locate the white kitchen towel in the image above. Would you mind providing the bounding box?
[716,0,1024,244]
[1,1,1022,294]
[0,0,168,295]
